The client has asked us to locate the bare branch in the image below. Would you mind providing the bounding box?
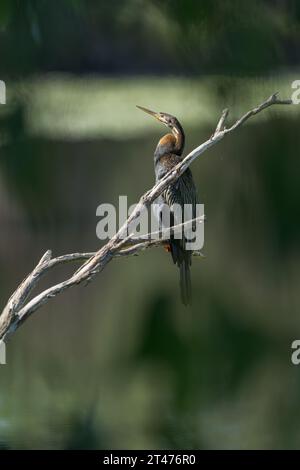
[0,216,203,340]
[0,92,293,341]
[224,93,292,134]
[127,215,205,244]
[214,108,229,136]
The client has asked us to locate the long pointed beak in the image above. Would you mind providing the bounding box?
[136,105,160,121]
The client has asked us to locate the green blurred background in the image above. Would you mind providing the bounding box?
[0,0,300,450]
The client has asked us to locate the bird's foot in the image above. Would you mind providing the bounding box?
[163,243,172,253]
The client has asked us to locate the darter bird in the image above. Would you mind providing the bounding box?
[137,105,198,306]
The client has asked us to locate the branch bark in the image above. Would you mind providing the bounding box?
[0,92,292,341]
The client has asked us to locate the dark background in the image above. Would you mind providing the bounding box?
[0,0,299,449]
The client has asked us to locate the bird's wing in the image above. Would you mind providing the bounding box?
[163,167,198,225]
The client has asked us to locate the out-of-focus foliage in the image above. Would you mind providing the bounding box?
[0,0,300,77]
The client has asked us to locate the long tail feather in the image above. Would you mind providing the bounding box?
[170,239,192,306]
[180,258,191,306]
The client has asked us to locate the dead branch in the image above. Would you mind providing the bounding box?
[0,92,292,341]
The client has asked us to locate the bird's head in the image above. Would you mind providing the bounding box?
[136,105,180,135]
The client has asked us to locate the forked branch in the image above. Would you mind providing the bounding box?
[0,93,292,341]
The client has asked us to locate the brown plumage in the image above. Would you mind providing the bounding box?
[137,106,198,305]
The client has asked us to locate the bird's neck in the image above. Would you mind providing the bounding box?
[154,124,185,161]
[172,122,185,155]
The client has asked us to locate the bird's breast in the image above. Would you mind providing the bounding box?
[158,133,176,148]
[154,133,176,158]
[154,153,182,181]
